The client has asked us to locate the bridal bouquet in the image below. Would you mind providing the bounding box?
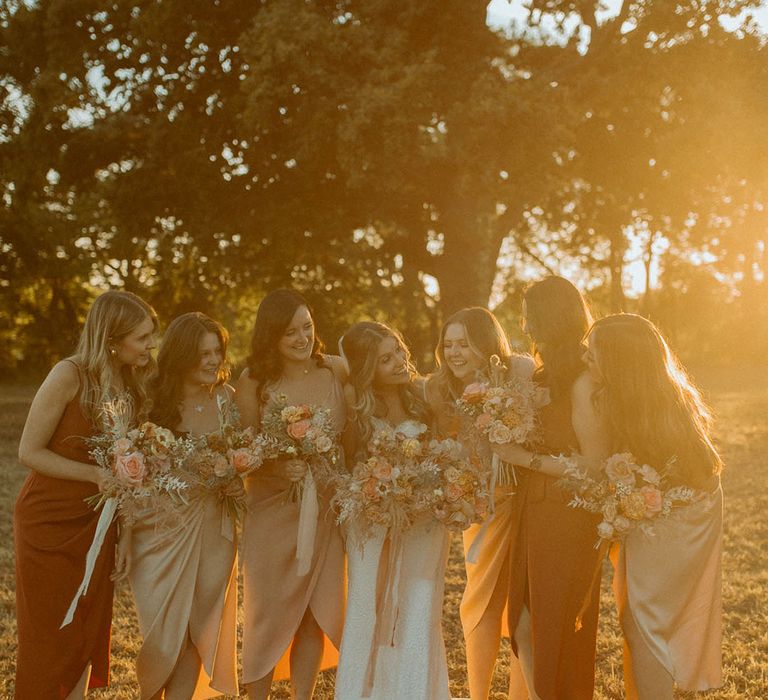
[557,452,701,546]
[185,395,271,524]
[420,438,491,532]
[260,395,341,498]
[260,394,341,575]
[63,396,190,628]
[333,420,432,541]
[86,397,190,522]
[456,355,548,446]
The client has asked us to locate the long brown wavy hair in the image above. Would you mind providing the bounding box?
[340,321,429,449]
[431,307,514,405]
[74,290,158,427]
[246,289,326,400]
[589,313,722,489]
[523,276,593,399]
[149,312,231,430]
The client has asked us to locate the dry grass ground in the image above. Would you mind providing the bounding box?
[1,368,766,699]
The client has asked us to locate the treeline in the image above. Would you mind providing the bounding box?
[1,0,766,373]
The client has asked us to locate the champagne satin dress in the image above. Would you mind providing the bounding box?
[241,368,347,684]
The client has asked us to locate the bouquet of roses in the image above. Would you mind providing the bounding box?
[333,420,432,541]
[185,395,271,524]
[557,452,700,547]
[86,397,190,522]
[63,396,190,628]
[260,394,342,575]
[456,355,548,447]
[260,395,341,500]
[419,437,491,533]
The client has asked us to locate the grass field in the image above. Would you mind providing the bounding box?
[1,368,767,699]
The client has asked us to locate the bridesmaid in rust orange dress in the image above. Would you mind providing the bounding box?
[236,289,347,700]
[14,290,157,700]
[492,277,611,700]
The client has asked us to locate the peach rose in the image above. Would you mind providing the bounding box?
[229,448,258,474]
[281,405,311,423]
[114,451,146,486]
[371,457,393,480]
[604,453,636,486]
[640,485,663,516]
[314,435,333,454]
[287,419,311,440]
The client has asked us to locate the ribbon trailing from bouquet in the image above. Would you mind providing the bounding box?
[363,528,404,697]
[60,497,119,628]
[466,453,501,564]
[295,469,318,576]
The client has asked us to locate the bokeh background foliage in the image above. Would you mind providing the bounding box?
[1,0,766,371]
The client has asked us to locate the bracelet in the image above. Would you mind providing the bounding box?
[528,453,543,472]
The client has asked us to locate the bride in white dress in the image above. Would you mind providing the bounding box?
[335,322,451,700]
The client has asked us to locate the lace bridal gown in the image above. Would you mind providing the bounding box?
[334,419,452,700]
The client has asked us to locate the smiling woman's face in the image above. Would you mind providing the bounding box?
[442,322,485,383]
[277,305,315,363]
[374,335,410,387]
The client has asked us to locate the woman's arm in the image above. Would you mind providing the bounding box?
[491,372,610,478]
[234,369,260,430]
[340,383,358,470]
[324,353,350,385]
[18,361,102,485]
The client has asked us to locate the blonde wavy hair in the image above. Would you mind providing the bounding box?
[589,313,722,489]
[74,290,158,428]
[340,321,429,450]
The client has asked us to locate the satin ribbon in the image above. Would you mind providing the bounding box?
[363,529,404,697]
[574,539,609,632]
[295,470,318,576]
[60,497,118,628]
[467,453,503,564]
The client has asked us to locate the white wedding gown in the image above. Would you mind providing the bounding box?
[335,421,452,700]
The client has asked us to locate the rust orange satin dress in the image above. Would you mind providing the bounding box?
[14,371,117,699]
[506,372,602,700]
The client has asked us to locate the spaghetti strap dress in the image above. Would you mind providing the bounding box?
[241,368,347,683]
[505,372,602,700]
[127,423,239,698]
[13,361,117,699]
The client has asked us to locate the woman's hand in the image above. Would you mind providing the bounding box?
[222,477,246,499]
[92,466,110,492]
[279,458,308,482]
[491,442,532,467]
[112,526,132,583]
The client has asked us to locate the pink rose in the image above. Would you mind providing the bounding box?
[462,382,488,404]
[287,419,311,440]
[474,413,492,430]
[640,485,663,515]
[114,451,146,486]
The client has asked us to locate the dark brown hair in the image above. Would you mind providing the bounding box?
[150,312,230,429]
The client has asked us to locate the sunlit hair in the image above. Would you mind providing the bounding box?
[589,313,722,489]
[74,290,158,428]
[149,312,231,430]
[246,288,326,399]
[431,307,513,404]
[340,321,429,449]
[523,276,593,399]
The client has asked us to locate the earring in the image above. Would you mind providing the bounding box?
[109,347,118,358]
